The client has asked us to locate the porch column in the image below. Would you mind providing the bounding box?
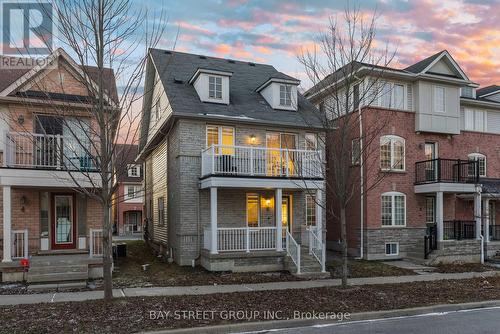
[315,189,323,238]
[210,187,218,254]
[474,189,482,240]
[483,198,490,243]
[436,191,444,243]
[2,185,12,262]
[276,188,283,251]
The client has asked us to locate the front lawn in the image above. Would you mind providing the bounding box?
[2,275,499,334]
[433,262,496,273]
[113,240,303,287]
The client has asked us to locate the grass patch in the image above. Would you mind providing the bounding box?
[433,263,496,273]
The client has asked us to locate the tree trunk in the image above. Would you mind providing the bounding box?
[102,200,113,301]
[340,206,348,288]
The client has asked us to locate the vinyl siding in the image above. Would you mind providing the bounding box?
[151,139,168,245]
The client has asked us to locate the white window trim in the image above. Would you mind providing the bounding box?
[279,84,292,106]
[208,75,223,100]
[125,185,141,200]
[127,164,141,177]
[463,108,487,133]
[385,242,399,256]
[468,153,487,177]
[381,191,406,227]
[305,194,316,226]
[206,125,235,148]
[376,81,408,111]
[434,86,446,113]
[380,135,406,171]
[246,193,260,227]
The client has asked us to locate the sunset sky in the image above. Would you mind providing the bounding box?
[156,0,500,90]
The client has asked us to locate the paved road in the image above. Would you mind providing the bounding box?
[243,307,500,334]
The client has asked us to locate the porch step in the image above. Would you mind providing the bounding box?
[28,264,88,275]
[27,272,88,283]
[26,255,91,283]
[285,246,325,275]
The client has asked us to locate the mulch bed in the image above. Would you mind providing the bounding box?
[328,259,417,278]
[433,263,496,273]
[1,275,499,334]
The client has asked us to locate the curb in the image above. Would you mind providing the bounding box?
[141,300,500,334]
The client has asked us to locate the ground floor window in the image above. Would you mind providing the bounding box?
[425,196,435,224]
[381,192,406,226]
[306,194,316,226]
[385,242,399,256]
[157,197,165,226]
[125,211,141,233]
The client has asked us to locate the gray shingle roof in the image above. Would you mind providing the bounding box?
[404,51,444,74]
[477,85,500,97]
[147,49,322,129]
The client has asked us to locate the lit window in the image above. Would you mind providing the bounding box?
[434,86,445,112]
[468,153,486,177]
[206,125,234,155]
[385,242,399,255]
[280,84,292,106]
[246,194,259,227]
[380,135,405,171]
[306,194,316,226]
[209,76,222,99]
[381,192,406,226]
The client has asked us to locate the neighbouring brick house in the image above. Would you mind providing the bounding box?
[306,50,500,264]
[0,48,118,282]
[138,49,326,274]
[112,144,144,236]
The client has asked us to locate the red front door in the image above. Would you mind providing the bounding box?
[51,194,77,249]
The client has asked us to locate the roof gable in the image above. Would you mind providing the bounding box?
[405,50,469,80]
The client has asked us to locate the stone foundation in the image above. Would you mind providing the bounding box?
[427,240,481,264]
[200,249,285,272]
[364,228,426,260]
[486,241,500,258]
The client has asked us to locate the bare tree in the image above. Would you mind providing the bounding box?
[298,4,398,287]
[1,0,167,301]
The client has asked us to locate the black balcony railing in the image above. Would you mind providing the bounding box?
[415,158,479,185]
[443,220,476,240]
[490,225,500,241]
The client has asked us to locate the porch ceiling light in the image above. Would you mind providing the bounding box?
[265,199,271,207]
[250,135,256,144]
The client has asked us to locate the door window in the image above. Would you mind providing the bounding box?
[55,196,73,244]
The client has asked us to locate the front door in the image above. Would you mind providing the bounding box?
[51,194,76,249]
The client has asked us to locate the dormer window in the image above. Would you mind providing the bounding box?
[209,76,222,99]
[280,84,292,106]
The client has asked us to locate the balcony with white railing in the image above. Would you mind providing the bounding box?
[201,145,323,179]
[3,132,98,171]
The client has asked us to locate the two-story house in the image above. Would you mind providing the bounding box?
[306,50,500,264]
[112,144,144,236]
[138,49,326,274]
[0,49,117,282]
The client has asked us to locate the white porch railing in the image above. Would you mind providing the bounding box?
[215,227,277,252]
[89,228,103,257]
[4,132,97,171]
[308,227,326,272]
[11,229,28,259]
[201,145,322,178]
[286,229,301,274]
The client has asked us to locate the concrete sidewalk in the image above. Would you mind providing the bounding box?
[0,271,498,306]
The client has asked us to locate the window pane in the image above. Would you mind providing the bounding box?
[394,196,405,225]
[306,195,316,226]
[475,111,484,131]
[207,125,219,147]
[435,87,445,112]
[280,85,292,106]
[394,84,404,109]
[426,196,435,223]
[392,140,405,170]
[380,140,391,169]
[464,109,474,130]
[221,127,234,155]
[381,195,392,226]
[247,195,259,227]
[380,82,392,107]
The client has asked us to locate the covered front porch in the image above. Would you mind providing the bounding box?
[199,177,325,274]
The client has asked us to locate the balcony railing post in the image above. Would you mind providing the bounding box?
[437,159,441,183]
[211,145,215,174]
[285,150,289,177]
[246,227,250,252]
[250,147,254,176]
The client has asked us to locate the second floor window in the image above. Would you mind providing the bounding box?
[381,192,406,226]
[209,76,222,99]
[434,86,445,112]
[468,153,486,177]
[127,164,140,177]
[125,185,142,200]
[280,84,292,106]
[206,125,234,154]
[380,135,405,171]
